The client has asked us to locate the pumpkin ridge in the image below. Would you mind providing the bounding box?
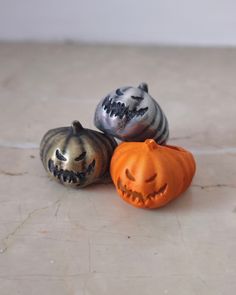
[95,132,116,179]
[187,152,196,177]
[42,131,68,170]
[126,102,161,141]
[40,128,67,162]
[110,141,196,209]
[152,105,165,138]
[95,131,116,158]
[111,143,141,164]
[163,145,194,193]
[146,147,178,200]
[85,131,106,178]
[155,119,169,144]
[94,83,169,143]
[73,135,87,171]
[165,146,195,190]
[111,150,141,183]
[161,148,187,196]
[40,122,117,188]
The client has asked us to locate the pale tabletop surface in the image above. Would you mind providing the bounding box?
[0,43,235,295]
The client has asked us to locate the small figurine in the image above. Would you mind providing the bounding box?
[40,121,117,188]
[94,82,169,144]
[110,139,196,209]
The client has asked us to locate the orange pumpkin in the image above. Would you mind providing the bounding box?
[110,139,196,209]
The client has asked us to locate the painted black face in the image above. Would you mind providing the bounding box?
[47,149,96,185]
[102,87,148,121]
[94,83,169,143]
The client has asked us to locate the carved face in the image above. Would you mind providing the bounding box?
[94,83,169,143]
[46,139,96,187]
[110,140,196,209]
[40,121,117,188]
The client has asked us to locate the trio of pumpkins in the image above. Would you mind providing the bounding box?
[40,83,196,209]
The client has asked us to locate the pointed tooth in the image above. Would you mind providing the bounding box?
[87,160,96,174]
[60,174,65,182]
[78,172,86,180]
[71,172,77,183]
[102,96,109,107]
[62,171,69,182]
[53,167,57,177]
[145,199,150,206]
[57,169,62,179]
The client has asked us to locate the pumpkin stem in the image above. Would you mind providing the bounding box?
[71,121,84,134]
[145,139,158,150]
[138,82,148,93]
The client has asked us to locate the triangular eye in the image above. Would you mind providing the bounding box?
[56,149,67,161]
[75,152,86,161]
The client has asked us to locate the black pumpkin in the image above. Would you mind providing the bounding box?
[40,121,117,188]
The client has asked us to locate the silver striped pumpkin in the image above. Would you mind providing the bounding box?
[94,82,169,144]
[40,121,117,188]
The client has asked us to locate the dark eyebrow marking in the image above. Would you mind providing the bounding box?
[125,169,135,181]
[75,151,87,161]
[131,96,144,101]
[145,173,157,183]
[56,149,67,161]
[116,88,123,96]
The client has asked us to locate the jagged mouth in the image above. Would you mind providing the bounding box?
[48,159,95,185]
[117,178,167,205]
[102,96,148,121]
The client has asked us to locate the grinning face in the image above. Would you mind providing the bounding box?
[45,137,96,188]
[110,140,186,209]
[116,168,168,208]
[110,140,196,209]
[48,149,96,186]
[94,83,157,141]
[102,88,149,121]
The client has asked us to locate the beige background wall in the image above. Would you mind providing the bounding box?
[0,0,236,45]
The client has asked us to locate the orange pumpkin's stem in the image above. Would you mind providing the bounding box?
[145,139,158,151]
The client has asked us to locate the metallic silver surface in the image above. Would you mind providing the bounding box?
[94,83,169,143]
